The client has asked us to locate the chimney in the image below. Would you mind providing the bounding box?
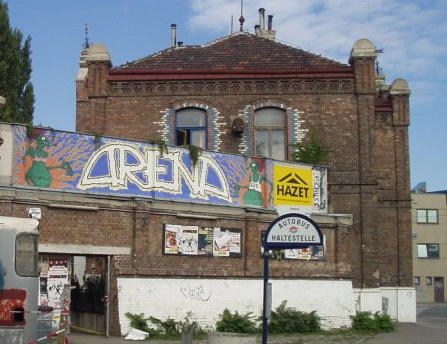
[254,25,260,35]
[171,24,177,47]
[268,15,273,31]
[259,8,265,31]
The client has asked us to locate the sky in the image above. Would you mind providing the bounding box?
[6,0,447,191]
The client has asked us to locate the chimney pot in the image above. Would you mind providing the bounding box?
[171,24,177,47]
[268,15,273,30]
[259,8,265,31]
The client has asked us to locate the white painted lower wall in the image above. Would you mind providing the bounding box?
[117,277,357,336]
[353,287,416,323]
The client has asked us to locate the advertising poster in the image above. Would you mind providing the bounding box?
[47,258,69,309]
[164,225,241,258]
[178,226,199,255]
[198,227,214,256]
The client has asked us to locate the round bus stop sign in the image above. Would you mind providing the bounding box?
[264,213,323,250]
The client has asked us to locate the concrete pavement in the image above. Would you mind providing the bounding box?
[65,303,447,344]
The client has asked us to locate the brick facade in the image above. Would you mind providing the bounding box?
[75,33,412,292]
[0,24,413,334]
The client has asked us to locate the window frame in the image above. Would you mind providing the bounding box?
[416,209,438,224]
[254,107,286,160]
[414,276,420,286]
[417,243,440,259]
[15,233,39,277]
[175,107,207,149]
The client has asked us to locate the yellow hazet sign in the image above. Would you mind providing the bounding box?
[274,166,313,206]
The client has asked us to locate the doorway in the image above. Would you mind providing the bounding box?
[70,255,107,333]
[434,277,444,303]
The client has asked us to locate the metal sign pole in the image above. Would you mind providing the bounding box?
[262,213,323,344]
[262,250,269,344]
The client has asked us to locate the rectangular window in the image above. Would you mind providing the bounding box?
[418,243,439,258]
[426,277,433,285]
[176,108,207,149]
[15,233,39,276]
[417,209,438,223]
[254,108,286,160]
[414,276,420,285]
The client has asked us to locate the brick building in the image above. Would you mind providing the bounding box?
[0,9,415,336]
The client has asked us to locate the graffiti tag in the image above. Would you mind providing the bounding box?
[180,285,211,301]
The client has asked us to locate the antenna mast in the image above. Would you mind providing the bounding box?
[83,23,90,49]
[239,0,245,31]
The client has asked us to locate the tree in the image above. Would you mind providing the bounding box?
[0,0,34,124]
[291,131,331,165]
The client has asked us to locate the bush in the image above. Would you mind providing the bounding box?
[125,312,207,339]
[216,309,259,333]
[124,313,151,334]
[268,301,321,334]
[351,311,395,333]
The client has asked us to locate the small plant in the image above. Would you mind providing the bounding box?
[351,311,395,333]
[26,123,36,138]
[268,301,321,334]
[125,312,151,333]
[93,132,102,148]
[177,311,198,335]
[185,144,202,168]
[216,309,259,334]
[291,131,331,165]
[149,316,178,335]
[147,138,169,156]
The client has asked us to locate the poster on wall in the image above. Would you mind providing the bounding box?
[164,224,242,258]
[47,258,69,309]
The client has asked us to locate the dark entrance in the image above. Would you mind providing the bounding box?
[70,255,107,333]
[434,277,444,303]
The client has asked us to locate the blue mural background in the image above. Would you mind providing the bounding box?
[13,126,275,208]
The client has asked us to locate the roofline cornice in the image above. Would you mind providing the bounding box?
[108,68,354,81]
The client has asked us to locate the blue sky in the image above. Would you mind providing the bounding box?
[7,0,447,191]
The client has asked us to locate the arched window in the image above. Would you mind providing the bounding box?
[175,108,207,148]
[254,107,285,160]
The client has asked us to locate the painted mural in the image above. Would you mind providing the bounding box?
[11,125,327,211]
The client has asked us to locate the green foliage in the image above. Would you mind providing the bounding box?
[92,132,102,148]
[351,311,395,333]
[0,1,34,124]
[215,309,259,334]
[148,316,178,335]
[147,138,169,156]
[268,301,321,334]
[125,312,151,334]
[124,312,207,339]
[291,131,331,165]
[176,311,199,334]
[185,144,202,168]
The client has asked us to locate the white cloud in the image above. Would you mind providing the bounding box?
[187,0,447,107]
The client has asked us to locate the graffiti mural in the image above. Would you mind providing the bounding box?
[10,125,327,211]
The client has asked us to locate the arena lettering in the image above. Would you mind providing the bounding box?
[77,144,231,201]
